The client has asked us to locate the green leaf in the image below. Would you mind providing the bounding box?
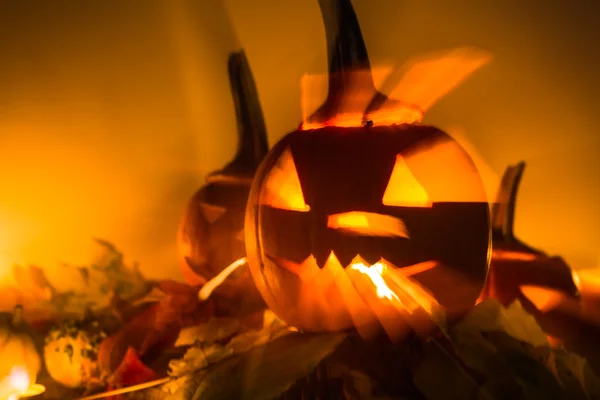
[190,332,346,400]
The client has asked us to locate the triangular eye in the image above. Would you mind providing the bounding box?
[382,155,432,207]
[199,202,227,223]
[260,146,310,211]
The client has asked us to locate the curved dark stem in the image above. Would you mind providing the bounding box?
[208,50,269,183]
[308,0,382,124]
[317,0,371,77]
[491,161,526,242]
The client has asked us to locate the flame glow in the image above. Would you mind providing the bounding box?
[0,366,45,400]
[350,262,398,301]
[8,367,29,393]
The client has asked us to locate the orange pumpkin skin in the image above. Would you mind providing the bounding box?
[177,50,268,286]
[0,305,41,384]
[43,318,107,388]
[177,181,250,286]
[245,124,491,333]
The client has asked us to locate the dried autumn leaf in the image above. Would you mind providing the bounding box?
[175,317,242,347]
[98,284,215,374]
[412,339,480,400]
[443,300,600,400]
[548,348,600,399]
[342,369,381,400]
[190,332,346,400]
[28,265,54,291]
[167,309,289,381]
[226,310,291,354]
[488,335,564,400]
[452,299,548,348]
[162,375,194,399]
[168,343,232,378]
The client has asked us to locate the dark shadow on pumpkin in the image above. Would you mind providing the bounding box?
[484,161,600,374]
[178,49,269,287]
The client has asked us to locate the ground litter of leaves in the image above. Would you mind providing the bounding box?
[7,240,600,400]
[127,300,600,400]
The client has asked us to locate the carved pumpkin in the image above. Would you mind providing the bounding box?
[177,50,269,286]
[484,161,580,306]
[43,313,107,388]
[0,305,41,384]
[245,0,490,337]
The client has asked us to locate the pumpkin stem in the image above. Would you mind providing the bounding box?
[491,162,526,243]
[207,50,269,183]
[491,161,545,256]
[11,304,24,328]
[305,0,423,128]
[317,0,372,79]
[307,0,382,126]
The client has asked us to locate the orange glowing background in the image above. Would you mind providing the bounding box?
[0,1,598,292]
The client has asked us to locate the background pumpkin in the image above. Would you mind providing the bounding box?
[43,312,108,389]
[245,0,491,338]
[177,50,269,287]
[0,305,41,385]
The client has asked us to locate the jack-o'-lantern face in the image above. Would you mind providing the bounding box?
[245,124,490,337]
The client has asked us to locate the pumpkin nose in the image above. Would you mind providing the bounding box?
[327,212,410,238]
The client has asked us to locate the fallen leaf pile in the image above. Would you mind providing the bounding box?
[98,279,215,374]
[416,299,600,400]
[107,347,158,394]
[142,299,600,400]
[1,239,151,322]
[163,309,293,396]
[6,240,599,400]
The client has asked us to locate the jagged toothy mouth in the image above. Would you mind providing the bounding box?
[265,252,437,282]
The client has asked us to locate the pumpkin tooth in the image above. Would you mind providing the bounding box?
[299,251,356,332]
[384,267,443,322]
[345,266,411,342]
[383,277,444,336]
[298,255,321,282]
[317,251,344,288]
[348,255,369,269]
[327,262,381,339]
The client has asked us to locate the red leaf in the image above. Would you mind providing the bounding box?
[98,284,215,373]
[106,347,158,400]
[98,302,159,372]
[153,280,203,333]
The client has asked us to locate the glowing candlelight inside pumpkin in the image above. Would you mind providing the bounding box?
[350,260,440,316]
[350,262,398,301]
[0,366,45,399]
